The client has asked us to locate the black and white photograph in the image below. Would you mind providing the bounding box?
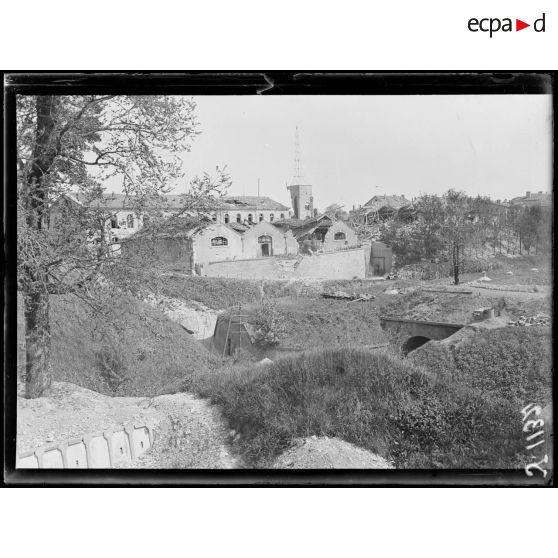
[4,73,554,484]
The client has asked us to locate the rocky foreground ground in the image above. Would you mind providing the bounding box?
[17,382,395,469]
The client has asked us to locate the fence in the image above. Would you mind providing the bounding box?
[16,422,154,469]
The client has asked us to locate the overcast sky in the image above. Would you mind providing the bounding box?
[160,95,552,210]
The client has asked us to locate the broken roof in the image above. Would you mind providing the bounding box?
[362,194,411,211]
[60,192,187,210]
[123,216,213,241]
[273,215,335,240]
[219,196,290,212]
[60,192,290,212]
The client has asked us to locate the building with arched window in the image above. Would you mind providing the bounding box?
[273,215,358,253]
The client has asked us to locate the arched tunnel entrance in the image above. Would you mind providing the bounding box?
[402,336,431,355]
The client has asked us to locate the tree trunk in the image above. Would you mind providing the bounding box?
[24,290,52,398]
[22,95,61,398]
[453,244,460,285]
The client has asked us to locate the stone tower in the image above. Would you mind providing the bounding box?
[287,126,314,220]
[287,184,314,220]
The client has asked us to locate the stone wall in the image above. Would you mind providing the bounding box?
[205,248,366,280]
[16,423,153,469]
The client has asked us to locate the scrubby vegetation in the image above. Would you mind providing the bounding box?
[195,348,526,468]
[409,326,552,405]
[17,293,221,397]
[147,274,320,310]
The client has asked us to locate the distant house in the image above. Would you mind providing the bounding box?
[122,215,299,274]
[213,196,292,225]
[274,215,359,253]
[510,191,551,208]
[357,194,413,224]
[49,192,152,245]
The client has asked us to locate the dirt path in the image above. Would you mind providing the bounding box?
[127,392,242,469]
[17,382,242,469]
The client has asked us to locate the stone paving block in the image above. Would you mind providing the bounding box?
[42,447,64,468]
[87,435,111,468]
[66,440,88,468]
[16,451,39,468]
[111,429,132,465]
[132,426,151,457]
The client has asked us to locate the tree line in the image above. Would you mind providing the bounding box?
[378,190,552,284]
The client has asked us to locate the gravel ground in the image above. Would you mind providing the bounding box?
[271,436,394,469]
[17,381,241,469]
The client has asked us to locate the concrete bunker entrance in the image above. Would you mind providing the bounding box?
[402,335,431,355]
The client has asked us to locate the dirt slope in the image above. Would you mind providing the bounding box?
[17,381,240,469]
[271,436,395,469]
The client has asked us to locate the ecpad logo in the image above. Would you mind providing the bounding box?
[468,13,546,37]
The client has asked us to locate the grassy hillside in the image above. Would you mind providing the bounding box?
[240,296,388,355]
[409,326,552,405]
[145,275,322,311]
[195,348,526,469]
[18,292,220,397]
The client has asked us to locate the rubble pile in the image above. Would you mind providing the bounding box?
[321,291,375,301]
[508,313,551,327]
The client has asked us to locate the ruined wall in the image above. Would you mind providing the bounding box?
[205,248,365,280]
[321,221,359,252]
[295,248,365,279]
[193,223,244,268]
[242,221,299,257]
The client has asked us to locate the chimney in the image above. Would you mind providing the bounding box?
[526,191,531,198]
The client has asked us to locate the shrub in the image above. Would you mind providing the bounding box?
[196,348,527,468]
[410,326,552,405]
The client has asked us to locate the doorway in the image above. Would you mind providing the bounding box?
[258,235,273,257]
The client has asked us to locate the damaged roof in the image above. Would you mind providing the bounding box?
[362,194,411,211]
[59,192,290,212]
[273,215,335,239]
[123,216,212,241]
[219,196,290,211]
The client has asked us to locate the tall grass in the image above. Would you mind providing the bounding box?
[409,326,552,405]
[194,348,525,468]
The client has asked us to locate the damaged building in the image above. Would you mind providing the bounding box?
[121,215,299,274]
[273,215,359,254]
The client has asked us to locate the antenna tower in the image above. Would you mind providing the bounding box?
[292,126,302,185]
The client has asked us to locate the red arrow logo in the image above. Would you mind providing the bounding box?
[516,19,530,31]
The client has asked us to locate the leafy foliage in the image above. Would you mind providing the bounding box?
[195,348,527,468]
[16,95,230,396]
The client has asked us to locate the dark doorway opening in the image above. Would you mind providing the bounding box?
[402,336,431,355]
[258,235,273,257]
[372,256,385,276]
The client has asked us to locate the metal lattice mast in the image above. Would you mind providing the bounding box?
[292,126,302,185]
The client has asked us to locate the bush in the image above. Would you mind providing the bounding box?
[18,292,221,397]
[196,348,526,468]
[410,326,552,405]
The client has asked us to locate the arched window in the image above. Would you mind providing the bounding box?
[280,213,285,219]
[248,213,253,223]
[211,236,228,246]
[126,214,134,228]
[334,232,346,241]
[236,214,241,223]
[259,213,264,222]
[270,213,274,222]
[110,215,118,228]
[224,213,230,224]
